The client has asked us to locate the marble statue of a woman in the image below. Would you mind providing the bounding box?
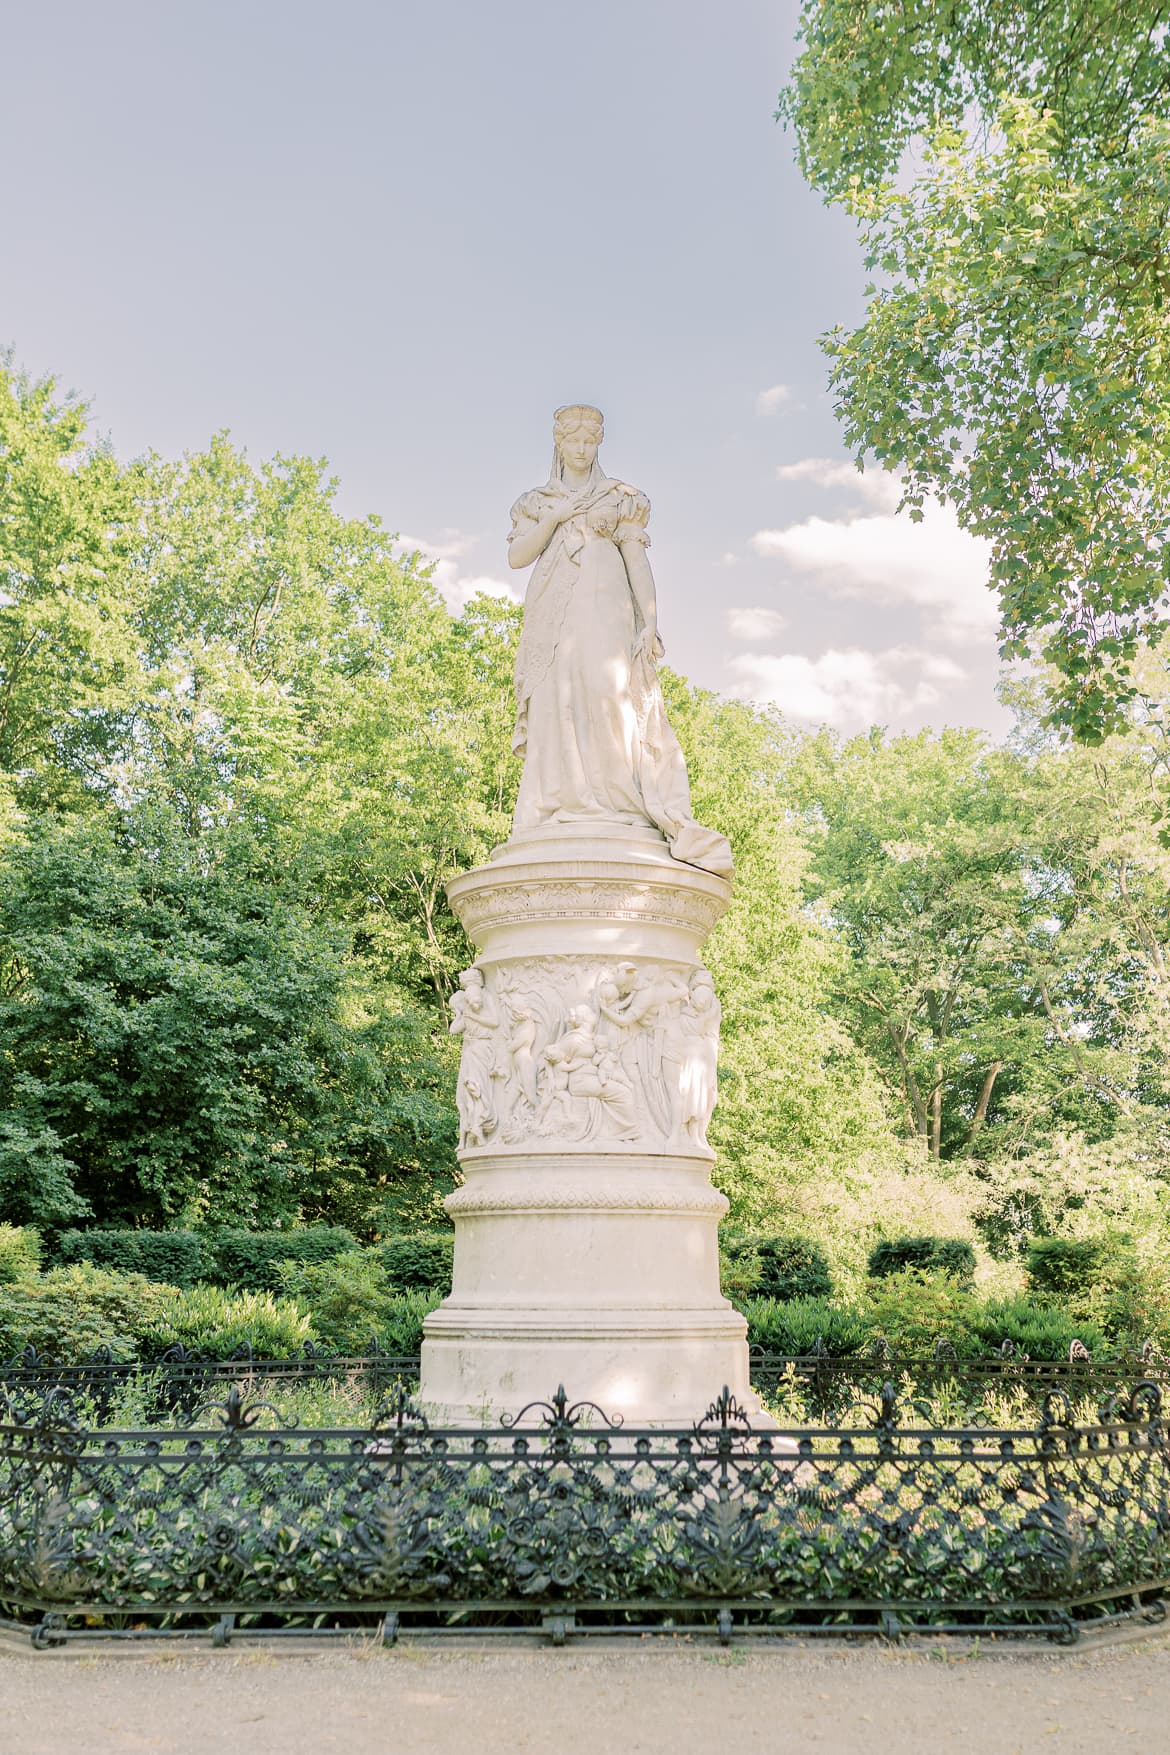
[507,406,733,877]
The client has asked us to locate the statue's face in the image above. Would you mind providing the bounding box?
[557,426,599,475]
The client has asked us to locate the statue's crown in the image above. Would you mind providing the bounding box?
[553,404,604,441]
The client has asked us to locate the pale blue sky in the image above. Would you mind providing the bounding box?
[2,0,1006,736]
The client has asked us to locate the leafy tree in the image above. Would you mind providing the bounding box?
[0,359,139,811]
[0,813,455,1230]
[780,5,1170,738]
[784,725,1151,1163]
[125,437,521,1000]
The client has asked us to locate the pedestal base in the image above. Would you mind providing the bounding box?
[420,1308,754,1427]
[419,1151,759,1425]
[421,826,753,1425]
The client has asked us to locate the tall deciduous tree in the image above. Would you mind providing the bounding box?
[0,360,139,813]
[780,5,1170,739]
[785,725,1156,1165]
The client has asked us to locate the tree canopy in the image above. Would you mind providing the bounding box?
[779,4,1170,740]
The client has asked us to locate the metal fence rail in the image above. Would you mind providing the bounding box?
[2,1379,1167,1649]
[2,1339,1167,1426]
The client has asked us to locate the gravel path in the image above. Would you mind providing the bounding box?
[3,1637,1169,1755]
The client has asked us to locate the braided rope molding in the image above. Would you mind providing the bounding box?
[451,877,726,939]
[445,1182,728,1215]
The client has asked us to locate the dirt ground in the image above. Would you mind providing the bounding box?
[2,1635,1169,1755]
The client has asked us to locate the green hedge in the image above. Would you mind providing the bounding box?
[201,1226,357,1290]
[1025,1237,1111,1298]
[55,1228,204,1287]
[140,1284,314,1359]
[868,1236,976,1286]
[721,1234,832,1302]
[0,1259,435,1361]
[742,1297,868,1356]
[968,1295,1105,1360]
[0,1263,176,1361]
[373,1232,454,1293]
[277,1249,441,1353]
[0,1225,41,1285]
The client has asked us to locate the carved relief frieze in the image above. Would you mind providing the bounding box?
[448,955,722,1155]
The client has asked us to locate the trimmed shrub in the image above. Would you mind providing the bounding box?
[279,1251,402,1353]
[742,1297,868,1357]
[278,1250,442,1353]
[868,1236,976,1286]
[375,1290,443,1355]
[137,1284,313,1360]
[722,1234,832,1303]
[969,1295,1107,1361]
[0,1263,176,1362]
[55,1228,204,1288]
[0,1225,41,1285]
[1025,1237,1110,1299]
[863,1269,981,1357]
[201,1226,357,1291]
[374,1232,454,1294]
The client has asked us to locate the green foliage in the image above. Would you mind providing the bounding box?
[1083,1254,1170,1350]
[138,1284,313,1360]
[203,1226,357,1292]
[789,729,1075,1163]
[868,1237,976,1287]
[0,1114,89,1228]
[0,1225,40,1285]
[0,360,139,812]
[722,1233,832,1302]
[277,1250,440,1353]
[968,1297,1106,1361]
[0,815,457,1228]
[861,1270,982,1357]
[1026,1237,1110,1299]
[742,1297,868,1357]
[780,7,1170,737]
[373,1232,454,1294]
[0,1263,175,1362]
[55,1229,204,1288]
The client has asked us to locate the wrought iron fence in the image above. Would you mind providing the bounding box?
[2,1338,1167,1427]
[1,1377,1167,1649]
[747,1339,1170,1419]
[0,1342,423,1428]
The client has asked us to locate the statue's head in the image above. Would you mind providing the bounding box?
[553,404,604,477]
[460,965,485,992]
[690,969,715,1008]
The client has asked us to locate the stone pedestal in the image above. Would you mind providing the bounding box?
[418,823,758,1424]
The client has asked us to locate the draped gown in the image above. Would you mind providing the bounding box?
[508,473,733,877]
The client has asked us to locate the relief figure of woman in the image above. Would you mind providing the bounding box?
[507,405,733,877]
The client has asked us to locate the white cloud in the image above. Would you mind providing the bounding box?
[756,383,794,417]
[396,532,519,616]
[757,459,996,641]
[727,646,965,732]
[775,456,901,510]
[727,605,787,641]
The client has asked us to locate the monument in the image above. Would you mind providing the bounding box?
[419,405,758,1422]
